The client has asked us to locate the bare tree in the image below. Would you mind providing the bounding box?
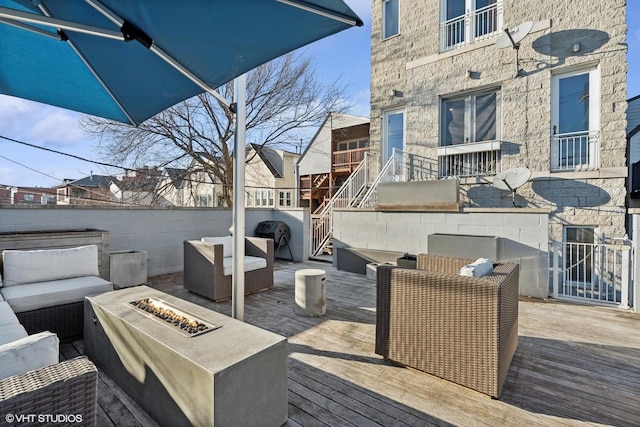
[81,52,350,206]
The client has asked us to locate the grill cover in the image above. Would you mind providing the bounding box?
[255,221,290,247]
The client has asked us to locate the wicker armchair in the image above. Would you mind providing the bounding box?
[183,237,274,302]
[376,254,519,398]
[0,357,98,426]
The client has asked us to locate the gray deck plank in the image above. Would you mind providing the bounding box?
[66,260,640,426]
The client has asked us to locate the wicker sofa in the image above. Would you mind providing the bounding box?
[0,356,98,425]
[0,245,113,341]
[375,254,519,398]
[183,236,274,301]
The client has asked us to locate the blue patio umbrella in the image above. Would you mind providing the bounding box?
[0,0,362,320]
[0,0,362,125]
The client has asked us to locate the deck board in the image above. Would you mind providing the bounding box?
[67,260,640,426]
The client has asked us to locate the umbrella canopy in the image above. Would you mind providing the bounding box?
[0,0,362,125]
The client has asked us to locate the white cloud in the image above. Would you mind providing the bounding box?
[0,95,87,147]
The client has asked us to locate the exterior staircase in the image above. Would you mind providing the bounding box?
[309,149,439,257]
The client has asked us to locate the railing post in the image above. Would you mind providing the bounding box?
[622,246,630,309]
[552,242,560,299]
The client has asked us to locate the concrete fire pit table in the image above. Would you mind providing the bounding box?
[84,286,287,427]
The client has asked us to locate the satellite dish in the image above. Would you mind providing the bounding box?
[495,21,534,77]
[493,167,531,207]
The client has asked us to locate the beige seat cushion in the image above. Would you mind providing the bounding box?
[1,276,113,313]
[221,256,267,276]
[0,331,59,380]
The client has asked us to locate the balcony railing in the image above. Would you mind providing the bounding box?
[332,147,369,172]
[440,2,502,51]
[437,140,501,178]
[551,130,599,171]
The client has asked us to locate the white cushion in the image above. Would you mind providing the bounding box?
[1,276,113,313]
[0,331,59,380]
[201,236,233,258]
[0,302,20,327]
[0,323,29,346]
[459,258,494,278]
[221,256,267,276]
[2,245,100,287]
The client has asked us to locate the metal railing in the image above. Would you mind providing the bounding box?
[310,154,370,257]
[551,130,599,171]
[357,148,438,208]
[552,238,631,308]
[438,143,501,178]
[440,2,502,51]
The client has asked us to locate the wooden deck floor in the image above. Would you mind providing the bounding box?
[62,260,640,426]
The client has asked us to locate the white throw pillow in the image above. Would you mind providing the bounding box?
[0,331,59,380]
[201,236,233,257]
[459,258,494,278]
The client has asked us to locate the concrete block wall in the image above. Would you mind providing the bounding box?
[370,0,628,243]
[332,207,550,298]
[0,206,308,277]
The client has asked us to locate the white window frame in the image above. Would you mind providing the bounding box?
[382,0,399,39]
[440,0,502,51]
[439,88,501,147]
[551,66,601,171]
[278,190,292,207]
[382,108,405,166]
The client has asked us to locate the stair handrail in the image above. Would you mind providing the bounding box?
[311,153,370,256]
[316,152,369,217]
[357,148,401,208]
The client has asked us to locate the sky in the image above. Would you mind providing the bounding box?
[0,1,638,188]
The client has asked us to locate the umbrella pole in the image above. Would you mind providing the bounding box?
[232,74,247,321]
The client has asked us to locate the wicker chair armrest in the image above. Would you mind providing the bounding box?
[245,237,273,259]
[0,357,98,425]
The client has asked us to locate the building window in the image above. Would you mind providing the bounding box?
[278,191,292,207]
[551,66,600,171]
[441,89,500,146]
[23,193,34,202]
[438,89,501,177]
[383,0,399,39]
[254,190,274,207]
[198,194,212,207]
[440,0,501,51]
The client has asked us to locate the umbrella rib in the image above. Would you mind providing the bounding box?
[34,2,138,125]
[276,0,363,26]
[0,6,123,40]
[0,17,63,40]
[85,0,230,107]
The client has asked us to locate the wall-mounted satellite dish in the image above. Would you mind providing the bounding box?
[493,167,531,207]
[495,21,534,77]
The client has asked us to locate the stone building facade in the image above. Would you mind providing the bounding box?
[370,0,628,244]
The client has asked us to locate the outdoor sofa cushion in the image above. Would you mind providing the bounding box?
[221,256,268,276]
[459,258,493,278]
[0,324,29,347]
[0,331,59,380]
[201,236,233,257]
[0,302,20,327]
[1,245,100,287]
[0,276,113,314]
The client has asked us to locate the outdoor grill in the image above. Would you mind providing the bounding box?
[255,221,293,260]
